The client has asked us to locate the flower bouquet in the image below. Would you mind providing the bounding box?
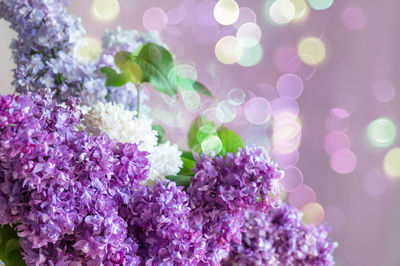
[0,0,337,265]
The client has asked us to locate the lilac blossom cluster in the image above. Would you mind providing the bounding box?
[0,91,194,265]
[0,0,164,111]
[122,181,206,265]
[0,90,337,264]
[187,147,284,265]
[0,90,149,264]
[224,204,338,266]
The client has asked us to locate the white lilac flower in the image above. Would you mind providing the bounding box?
[142,142,183,186]
[83,101,183,185]
[83,101,158,152]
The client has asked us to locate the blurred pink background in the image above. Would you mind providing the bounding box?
[0,0,399,265]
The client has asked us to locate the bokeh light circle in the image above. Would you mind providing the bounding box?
[215,36,243,64]
[342,6,366,31]
[367,118,396,148]
[271,97,299,117]
[273,150,299,167]
[91,0,120,22]
[290,0,309,21]
[324,131,351,155]
[289,185,316,209]
[384,148,400,178]
[75,37,102,63]
[174,64,198,81]
[269,0,296,25]
[372,79,396,103]
[236,23,262,48]
[332,107,350,118]
[143,7,168,31]
[218,101,237,123]
[281,166,304,192]
[214,0,240,26]
[196,125,217,143]
[201,135,223,155]
[167,7,186,25]
[273,112,302,154]
[180,89,201,112]
[237,44,264,67]
[276,73,304,99]
[301,202,325,226]
[244,97,272,125]
[307,0,334,10]
[298,37,326,65]
[330,148,357,174]
[233,7,257,29]
[228,88,246,105]
[325,107,351,132]
[202,107,224,127]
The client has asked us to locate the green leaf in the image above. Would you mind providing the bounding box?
[114,51,133,69]
[114,52,143,83]
[181,151,195,161]
[166,175,192,188]
[177,76,214,98]
[0,225,25,266]
[152,124,166,144]
[217,126,244,156]
[179,157,196,176]
[188,117,203,153]
[5,239,19,256]
[99,66,117,77]
[133,43,178,97]
[122,61,143,83]
[188,116,217,154]
[99,67,130,87]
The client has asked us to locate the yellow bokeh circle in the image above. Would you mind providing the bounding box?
[301,202,325,226]
[91,0,120,22]
[269,0,296,25]
[215,36,243,64]
[297,37,326,65]
[384,147,400,179]
[75,37,102,63]
[214,0,240,26]
[290,0,309,22]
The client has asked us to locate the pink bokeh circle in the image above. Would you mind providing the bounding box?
[244,97,272,125]
[276,73,304,99]
[289,185,316,209]
[342,6,366,31]
[324,131,351,155]
[330,148,357,174]
[143,7,168,31]
[281,166,304,192]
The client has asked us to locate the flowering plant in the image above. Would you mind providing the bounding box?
[0,0,337,265]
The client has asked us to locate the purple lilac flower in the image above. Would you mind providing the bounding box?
[122,180,207,265]
[0,0,92,101]
[224,204,338,266]
[0,1,165,111]
[0,90,149,265]
[187,147,284,265]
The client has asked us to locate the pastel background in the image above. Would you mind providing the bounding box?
[0,0,398,265]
